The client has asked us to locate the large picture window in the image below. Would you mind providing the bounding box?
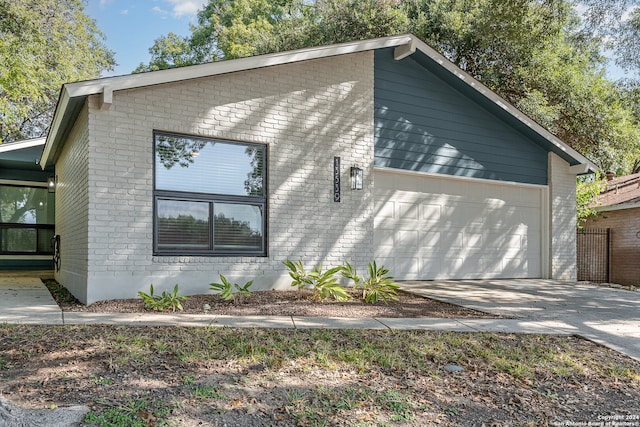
[154,132,266,256]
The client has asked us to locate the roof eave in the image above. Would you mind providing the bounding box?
[596,201,640,212]
[407,37,598,173]
[0,137,46,153]
[40,33,596,173]
[40,86,70,169]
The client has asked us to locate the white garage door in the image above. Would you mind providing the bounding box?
[374,169,545,280]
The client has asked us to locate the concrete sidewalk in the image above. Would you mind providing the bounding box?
[0,275,62,325]
[0,276,572,335]
[1,275,638,362]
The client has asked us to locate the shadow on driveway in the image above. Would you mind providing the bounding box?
[400,279,640,362]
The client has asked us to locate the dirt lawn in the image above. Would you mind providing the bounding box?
[0,281,638,426]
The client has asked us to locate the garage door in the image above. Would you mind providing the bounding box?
[374,169,545,280]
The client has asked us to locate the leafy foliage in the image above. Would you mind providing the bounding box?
[0,0,114,143]
[209,274,254,303]
[342,261,399,304]
[138,284,189,312]
[308,264,351,302]
[360,261,400,305]
[340,261,362,288]
[283,260,313,291]
[283,260,350,301]
[136,0,640,173]
[576,174,607,226]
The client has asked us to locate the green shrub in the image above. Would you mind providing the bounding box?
[138,284,189,312]
[341,261,362,288]
[283,260,350,301]
[209,275,253,304]
[342,261,399,304]
[361,261,399,304]
[308,264,351,301]
[283,260,312,291]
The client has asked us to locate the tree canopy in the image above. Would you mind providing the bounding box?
[0,0,114,144]
[130,1,640,173]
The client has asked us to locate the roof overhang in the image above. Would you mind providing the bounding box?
[596,202,640,212]
[0,137,48,173]
[40,34,597,173]
[0,137,46,154]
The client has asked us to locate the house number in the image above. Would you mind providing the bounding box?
[334,156,341,202]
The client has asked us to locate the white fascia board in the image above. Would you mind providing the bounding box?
[42,34,413,169]
[569,164,592,175]
[596,202,640,212]
[64,35,414,98]
[40,87,70,169]
[409,38,599,173]
[0,137,46,153]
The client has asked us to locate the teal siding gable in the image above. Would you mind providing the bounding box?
[374,48,548,185]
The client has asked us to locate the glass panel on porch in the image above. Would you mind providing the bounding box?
[1,228,37,252]
[0,185,55,224]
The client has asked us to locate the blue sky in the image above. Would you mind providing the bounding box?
[86,0,207,76]
[87,0,632,80]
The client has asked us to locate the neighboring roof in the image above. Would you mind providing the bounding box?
[0,137,47,172]
[595,173,640,211]
[40,34,598,172]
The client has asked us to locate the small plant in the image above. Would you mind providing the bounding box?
[284,260,350,301]
[209,275,253,304]
[342,261,399,304]
[341,261,362,287]
[283,260,313,290]
[308,264,351,301]
[138,284,189,312]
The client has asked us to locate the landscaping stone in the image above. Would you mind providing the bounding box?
[0,397,88,427]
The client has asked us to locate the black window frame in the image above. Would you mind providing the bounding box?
[0,183,55,255]
[0,223,55,255]
[153,131,267,257]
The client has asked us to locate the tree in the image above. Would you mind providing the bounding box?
[578,0,640,76]
[0,0,114,143]
[137,0,640,172]
[576,174,607,226]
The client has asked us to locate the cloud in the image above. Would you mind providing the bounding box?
[119,9,129,15]
[152,6,171,18]
[99,0,113,6]
[161,0,207,17]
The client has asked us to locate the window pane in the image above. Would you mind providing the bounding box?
[214,203,263,251]
[1,228,37,252]
[157,200,210,251]
[37,228,55,254]
[0,186,55,224]
[155,134,264,196]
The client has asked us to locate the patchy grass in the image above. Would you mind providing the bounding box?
[0,325,638,426]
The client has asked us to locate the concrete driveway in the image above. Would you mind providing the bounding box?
[401,279,640,361]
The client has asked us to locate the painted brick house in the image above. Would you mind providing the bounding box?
[582,173,640,286]
[29,34,596,304]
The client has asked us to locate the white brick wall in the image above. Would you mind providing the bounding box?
[72,52,375,303]
[55,104,90,302]
[548,152,577,280]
